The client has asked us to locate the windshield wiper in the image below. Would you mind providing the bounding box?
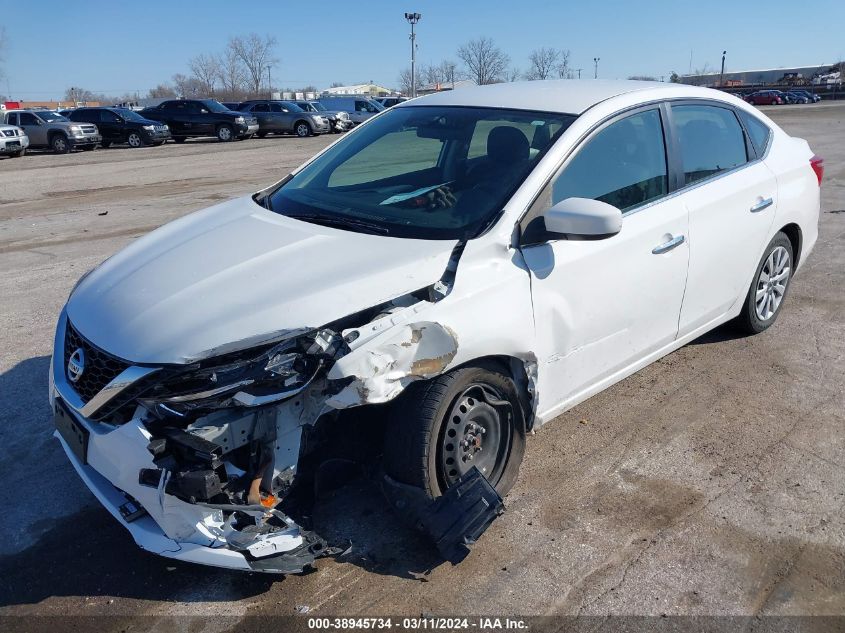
[286,213,389,235]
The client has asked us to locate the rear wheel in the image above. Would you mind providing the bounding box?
[383,365,526,500]
[735,232,794,334]
[294,120,312,138]
[126,131,145,148]
[51,134,70,154]
[217,124,234,142]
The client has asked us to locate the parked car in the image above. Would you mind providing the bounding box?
[236,100,330,137]
[220,102,242,111]
[376,96,409,108]
[787,90,820,103]
[139,99,258,142]
[745,90,784,105]
[0,122,28,157]
[316,96,385,125]
[64,107,171,148]
[3,109,101,153]
[50,80,821,574]
[292,100,354,133]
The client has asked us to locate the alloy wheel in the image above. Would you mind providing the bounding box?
[128,133,142,148]
[755,245,791,321]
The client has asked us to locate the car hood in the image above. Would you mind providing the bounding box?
[66,197,456,365]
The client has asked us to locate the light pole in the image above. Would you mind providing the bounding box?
[719,50,727,86]
[404,12,421,97]
[593,57,600,79]
[267,65,272,97]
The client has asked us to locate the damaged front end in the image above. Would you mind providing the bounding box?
[51,273,474,573]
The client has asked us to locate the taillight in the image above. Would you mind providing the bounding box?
[810,155,824,186]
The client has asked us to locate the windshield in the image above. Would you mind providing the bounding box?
[200,99,233,113]
[261,106,575,240]
[38,111,69,122]
[115,108,148,122]
[310,102,327,112]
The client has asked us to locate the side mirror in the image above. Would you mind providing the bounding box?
[532,197,623,243]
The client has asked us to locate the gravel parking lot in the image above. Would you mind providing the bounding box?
[1,104,843,627]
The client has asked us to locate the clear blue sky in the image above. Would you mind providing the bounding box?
[2,0,842,99]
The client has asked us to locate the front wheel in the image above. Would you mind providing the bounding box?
[383,365,526,500]
[127,131,145,148]
[51,135,70,154]
[217,124,234,142]
[294,121,312,138]
[735,232,794,334]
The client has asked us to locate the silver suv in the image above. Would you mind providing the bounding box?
[4,109,101,153]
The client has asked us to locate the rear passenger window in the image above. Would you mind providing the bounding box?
[738,110,772,156]
[551,109,668,212]
[672,105,748,185]
[252,103,270,112]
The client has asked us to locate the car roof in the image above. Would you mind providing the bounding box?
[397,79,713,115]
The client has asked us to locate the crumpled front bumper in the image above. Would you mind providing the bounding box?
[54,422,254,570]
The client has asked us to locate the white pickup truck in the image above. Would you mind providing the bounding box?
[0,121,28,158]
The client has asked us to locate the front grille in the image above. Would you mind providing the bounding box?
[2,129,15,137]
[80,125,97,134]
[64,321,130,403]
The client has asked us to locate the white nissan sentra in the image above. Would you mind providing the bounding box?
[51,80,822,572]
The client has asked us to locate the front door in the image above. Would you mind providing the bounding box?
[521,106,690,413]
[17,112,47,146]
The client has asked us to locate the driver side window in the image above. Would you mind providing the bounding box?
[551,108,668,213]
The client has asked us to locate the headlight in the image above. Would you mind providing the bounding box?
[69,125,83,133]
[140,329,347,418]
[234,116,245,124]
[143,125,156,131]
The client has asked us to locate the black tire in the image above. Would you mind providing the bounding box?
[51,134,70,154]
[383,364,526,500]
[172,136,186,144]
[11,148,25,157]
[256,131,268,138]
[126,131,145,148]
[735,232,794,335]
[216,124,234,142]
[101,141,112,149]
[294,120,312,138]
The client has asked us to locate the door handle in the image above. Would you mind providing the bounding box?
[750,197,773,213]
[652,234,685,254]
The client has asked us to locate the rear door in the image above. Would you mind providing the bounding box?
[250,102,273,131]
[668,102,778,334]
[98,109,124,143]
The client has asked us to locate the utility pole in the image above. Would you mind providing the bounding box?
[576,68,582,79]
[593,58,600,79]
[404,12,421,97]
[719,51,727,86]
[267,65,272,98]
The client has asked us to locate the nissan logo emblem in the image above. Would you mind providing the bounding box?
[67,348,85,383]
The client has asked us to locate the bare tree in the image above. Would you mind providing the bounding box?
[172,73,205,98]
[457,37,510,85]
[397,67,422,95]
[526,47,559,80]
[189,53,220,96]
[506,67,522,82]
[148,83,177,98]
[229,33,278,94]
[217,47,246,99]
[669,71,681,83]
[556,49,572,78]
[330,81,344,88]
[628,75,658,81]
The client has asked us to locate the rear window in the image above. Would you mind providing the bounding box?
[738,110,772,157]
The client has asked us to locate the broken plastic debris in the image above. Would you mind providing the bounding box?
[381,466,504,564]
